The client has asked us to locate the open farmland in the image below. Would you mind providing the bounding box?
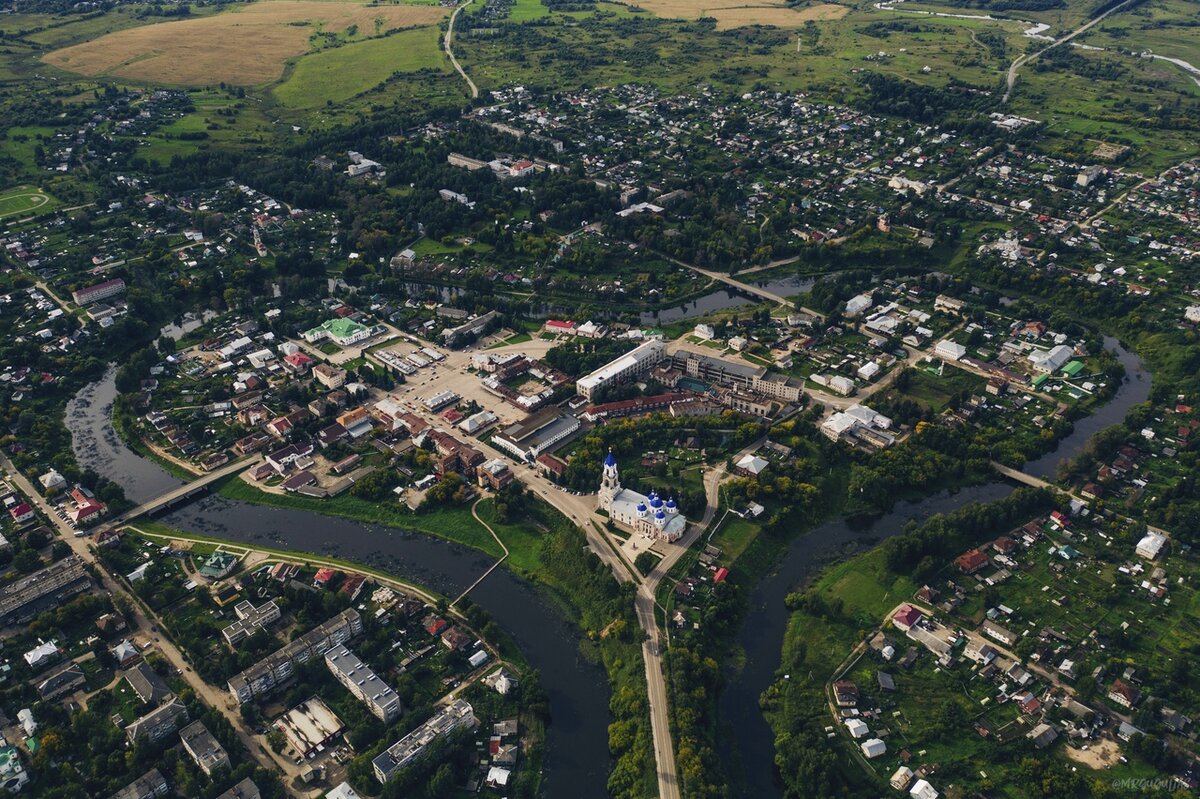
[42,0,446,86]
[623,0,847,28]
[273,26,450,108]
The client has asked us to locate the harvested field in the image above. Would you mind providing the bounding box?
[625,0,847,28]
[43,0,445,86]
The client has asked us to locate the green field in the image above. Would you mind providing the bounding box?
[273,25,448,109]
[0,185,57,219]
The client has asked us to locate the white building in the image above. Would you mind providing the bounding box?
[845,293,874,317]
[821,405,894,448]
[576,339,667,401]
[910,778,939,799]
[890,766,914,791]
[597,451,687,543]
[1136,532,1167,561]
[860,738,886,759]
[935,340,967,362]
[845,718,869,739]
[1028,344,1073,374]
[856,361,881,382]
[326,783,362,799]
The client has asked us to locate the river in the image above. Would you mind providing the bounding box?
[66,373,612,798]
[720,337,1150,797]
[69,334,1148,799]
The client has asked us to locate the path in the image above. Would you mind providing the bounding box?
[629,438,751,799]
[450,498,509,607]
[33,279,83,327]
[445,0,479,100]
[1003,0,1135,103]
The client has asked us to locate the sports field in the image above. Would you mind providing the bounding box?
[626,0,847,29]
[0,186,55,219]
[43,0,446,86]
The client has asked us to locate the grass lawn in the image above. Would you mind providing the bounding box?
[474,498,555,577]
[273,25,447,110]
[507,0,549,22]
[217,476,506,558]
[899,365,986,412]
[709,515,760,565]
[486,332,531,349]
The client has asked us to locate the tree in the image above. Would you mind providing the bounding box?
[634,551,658,574]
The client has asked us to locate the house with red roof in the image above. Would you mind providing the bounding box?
[892,605,924,631]
[955,549,991,575]
[72,501,108,526]
[991,537,1018,555]
[1108,679,1141,709]
[313,567,338,588]
[283,351,313,375]
[8,503,34,525]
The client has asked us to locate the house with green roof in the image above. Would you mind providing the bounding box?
[304,319,371,347]
[1061,360,1085,378]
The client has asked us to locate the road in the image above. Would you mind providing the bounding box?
[0,453,313,794]
[1003,0,1135,103]
[444,0,479,100]
[631,243,830,317]
[106,454,263,525]
[32,279,83,327]
[629,439,748,799]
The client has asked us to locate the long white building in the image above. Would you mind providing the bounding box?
[576,339,667,401]
[325,644,402,724]
[372,700,477,783]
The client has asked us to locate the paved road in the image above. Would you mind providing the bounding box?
[445,0,479,100]
[0,453,311,794]
[106,454,263,525]
[1003,0,1135,103]
[627,242,832,317]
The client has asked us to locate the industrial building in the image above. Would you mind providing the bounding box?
[0,556,89,626]
[490,408,581,463]
[275,697,345,758]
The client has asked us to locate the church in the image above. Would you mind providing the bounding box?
[596,450,687,543]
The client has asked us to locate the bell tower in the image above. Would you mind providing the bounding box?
[598,449,621,511]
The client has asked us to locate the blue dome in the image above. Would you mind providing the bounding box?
[604,450,617,468]
[655,509,666,519]
[665,498,677,509]
[636,502,648,513]
[650,495,664,509]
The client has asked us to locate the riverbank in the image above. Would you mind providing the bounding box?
[68,373,619,798]
[721,338,1150,797]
